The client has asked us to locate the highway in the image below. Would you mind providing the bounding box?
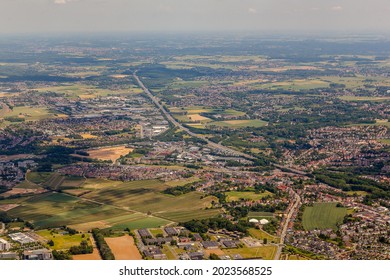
[134,72,309,177]
[134,72,305,259]
[134,72,255,160]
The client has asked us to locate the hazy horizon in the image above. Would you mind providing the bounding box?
[0,0,390,35]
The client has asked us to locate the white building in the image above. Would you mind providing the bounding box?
[260,219,269,225]
[0,238,11,251]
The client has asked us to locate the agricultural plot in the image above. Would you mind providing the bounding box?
[226,191,273,202]
[187,114,212,122]
[7,192,136,229]
[81,179,218,222]
[348,119,390,128]
[169,107,245,119]
[302,203,347,231]
[0,106,57,120]
[164,177,201,187]
[249,79,329,91]
[339,95,390,102]
[207,119,267,128]
[43,173,65,189]
[105,235,142,260]
[108,217,169,231]
[87,146,133,162]
[33,84,134,99]
[157,208,221,222]
[378,139,390,145]
[14,180,41,189]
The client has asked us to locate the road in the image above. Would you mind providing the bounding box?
[273,189,301,260]
[133,72,255,160]
[134,72,310,177]
[134,72,306,259]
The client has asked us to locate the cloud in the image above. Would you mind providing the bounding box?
[248,8,257,14]
[331,6,343,11]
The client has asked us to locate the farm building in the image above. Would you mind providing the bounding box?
[249,218,259,223]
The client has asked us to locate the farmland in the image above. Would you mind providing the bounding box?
[339,95,390,102]
[105,235,142,260]
[302,203,347,231]
[225,191,273,202]
[87,146,133,162]
[6,192,138,229]
[81,179,219,222]
[207,119,267,128]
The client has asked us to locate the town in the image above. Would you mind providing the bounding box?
[0,34,389,260]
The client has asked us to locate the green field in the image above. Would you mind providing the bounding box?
[0,106,57,121]
[248,228,279,243]
[81,179,218,222]
[165,177,201,187]
[208,119,267,128]
[249,79,329,91]
[157,208,221,222]
[36,230,91,250]
[7,192,136,229]
[339,95,390,102]
[26,172,52,184]
[226,191,273,202]
[378,139,390,144]
[14,180,41,189]
[302,203,347,231]
[108,216,169,230]
[33,83,136,99]
[348,119,390,128]
[248,211,274,218]
[44,173,65,189]
[170,106,245,117]
[222,245,277,260]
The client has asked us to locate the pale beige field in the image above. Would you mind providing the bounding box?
[110,74,130,79]
[87,146,133,162]
[187,114,211,122]
[204,248,225,256]
[69,221,110,232]
[73,249,102,260]
[81,133,98,139]
[105,235,142,260]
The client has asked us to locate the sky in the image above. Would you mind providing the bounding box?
[0,0,390,34]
